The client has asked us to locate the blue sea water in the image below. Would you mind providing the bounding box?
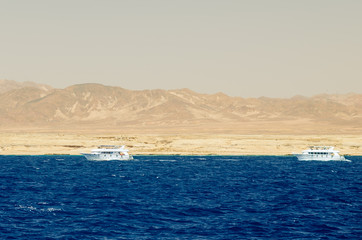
[0,155,361,239]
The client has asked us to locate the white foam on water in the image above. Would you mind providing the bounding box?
[44,207,62,212]
[16,205,62,213]
[17,205,37,211]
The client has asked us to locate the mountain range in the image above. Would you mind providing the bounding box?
[1,80,361,134]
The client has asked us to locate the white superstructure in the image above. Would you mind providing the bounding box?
[81,145,133,161]
[293,146,350,161]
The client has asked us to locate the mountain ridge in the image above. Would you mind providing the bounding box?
[0,79,52,94]
[1,81,361,134]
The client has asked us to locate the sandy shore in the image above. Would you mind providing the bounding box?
[0,133,360,156]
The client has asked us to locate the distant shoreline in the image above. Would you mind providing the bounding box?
[1,154,360,157]
[1,132,360,156]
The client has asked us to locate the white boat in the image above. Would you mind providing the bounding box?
[81,145,133,161]
[293,146,350,161]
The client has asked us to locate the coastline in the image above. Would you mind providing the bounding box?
[0,133,360,156]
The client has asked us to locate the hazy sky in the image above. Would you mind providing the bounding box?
[1,0,361,97]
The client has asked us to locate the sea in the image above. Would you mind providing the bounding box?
[0,155,361,240]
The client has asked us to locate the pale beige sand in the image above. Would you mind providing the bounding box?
[0,133,360,156]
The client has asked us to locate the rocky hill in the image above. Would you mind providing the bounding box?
[0,79,52,94]
[0,81,361,134]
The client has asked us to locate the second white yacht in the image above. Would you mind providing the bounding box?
[293,146,350,161]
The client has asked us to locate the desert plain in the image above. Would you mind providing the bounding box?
[0,132,360,156]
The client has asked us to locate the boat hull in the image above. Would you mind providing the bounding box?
[294,154,349,161]
[81,153,133,161]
